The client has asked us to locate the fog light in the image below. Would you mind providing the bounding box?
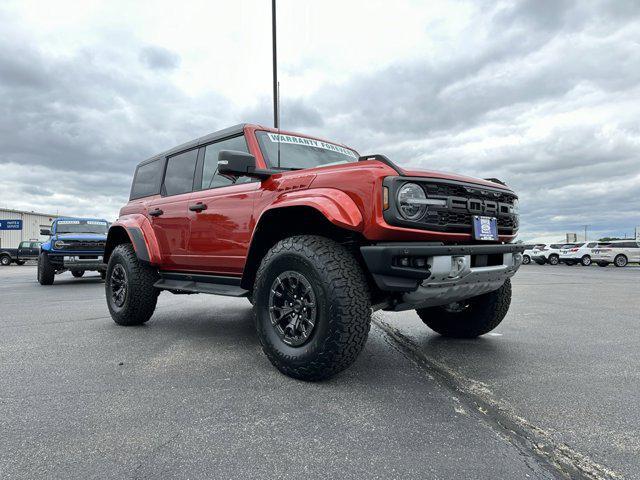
[399,257,410,267]
[412,257,426,268]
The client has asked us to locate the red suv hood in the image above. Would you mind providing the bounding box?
[401,167,513,191]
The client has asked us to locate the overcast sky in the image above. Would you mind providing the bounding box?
[0,0,638,242]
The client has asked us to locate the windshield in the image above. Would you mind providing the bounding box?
[257,132,359,170]
[55,220,108,235]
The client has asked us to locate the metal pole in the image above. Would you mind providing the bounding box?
[272,0,279,129]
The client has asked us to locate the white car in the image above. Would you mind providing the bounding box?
[592,240,640,267]
[558,242,601,266]
[522,244,545,265]
[531,243,578,265]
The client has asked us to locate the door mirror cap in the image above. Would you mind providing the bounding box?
[40,228,51,236]
[218,150,274,179]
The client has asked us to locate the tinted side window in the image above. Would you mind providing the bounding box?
[31,242,41,248]
[19,241,29,248]
[164,149,199,196]
[587,243,597,248]
[131,159,163,199]
[618,241,638,248]
[200,135,250,190]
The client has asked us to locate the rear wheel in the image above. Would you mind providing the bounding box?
[614,255,628,267]
[581,255,592,266]
[597,261,609,267]
[37,253,55,285]
[548,254,559,265]
[106,244,159,326]
[254,235,371,381]
[71,270,85,278]
[0,255,11,266]
[522,255,530,265]
[416,279,511,338]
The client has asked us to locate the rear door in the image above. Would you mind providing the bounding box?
[185,134,260,275]
[17,241,30,259]
[147,148,199,269]
[29,242,41,259]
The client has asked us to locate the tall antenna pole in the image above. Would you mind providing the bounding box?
[272,0,279,129]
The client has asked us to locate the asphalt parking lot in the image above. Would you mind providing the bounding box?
[1,263,638,479]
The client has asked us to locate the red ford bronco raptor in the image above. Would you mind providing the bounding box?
[104,123,524,380]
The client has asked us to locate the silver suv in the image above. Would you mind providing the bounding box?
[592,240,640,267]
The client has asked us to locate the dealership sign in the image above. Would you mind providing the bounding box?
[0,219,23,230]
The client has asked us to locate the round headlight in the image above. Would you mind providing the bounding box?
[54,240,65,249]
[397,183,427,220]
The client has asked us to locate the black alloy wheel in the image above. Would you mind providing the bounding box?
[268,271,317,347]
[110,264,128,308]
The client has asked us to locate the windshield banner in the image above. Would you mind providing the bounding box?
[266,133,357,158]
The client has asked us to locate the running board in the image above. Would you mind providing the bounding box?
[154,271,248,297]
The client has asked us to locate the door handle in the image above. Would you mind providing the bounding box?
[189,202,207,212]
[148,208,164,217]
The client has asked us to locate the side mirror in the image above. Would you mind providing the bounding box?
[218,150,273,179]
[40,228,51,236]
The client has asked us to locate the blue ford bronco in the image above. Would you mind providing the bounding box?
[37,217,109,285]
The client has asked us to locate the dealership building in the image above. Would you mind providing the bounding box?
[0,208,59,249]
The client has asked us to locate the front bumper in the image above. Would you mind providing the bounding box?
[360,243,525,312]
[49,253,106,271]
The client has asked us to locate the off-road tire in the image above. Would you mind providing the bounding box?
[37,253,55,285]
[581,255,592,266]
[254,235,371,381]
[597,261,609,267]
[71,270,85,278]
[614,254,628,267]
[548,254,559,265]
[16,260,26,266]
[106,244,159,326]
[416,279,512,338]
[522,255,530,265]
[0,255,11,266]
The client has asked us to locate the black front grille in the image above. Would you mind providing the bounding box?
[384,177,519,235]
[56,240,105,251]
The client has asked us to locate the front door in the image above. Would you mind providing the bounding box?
[185,135,259,275]
[147,148,199,270]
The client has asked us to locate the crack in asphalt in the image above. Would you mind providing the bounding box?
[372,316,624,480]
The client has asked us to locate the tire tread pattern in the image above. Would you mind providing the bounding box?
[254,235,371,381]
[106,244,159,326]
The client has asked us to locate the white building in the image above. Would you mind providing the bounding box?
[0,208,59,250]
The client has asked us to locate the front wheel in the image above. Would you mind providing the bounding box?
[581,255,592,266]
[522,255,530,265]
[71,270,85,278]
[416,279,512,338]
[614,255,628,267]
[16,260,26,266]
[37,253,55,285]
[106,244,159,326]
[548,254,559,265]
[254,235,371,381]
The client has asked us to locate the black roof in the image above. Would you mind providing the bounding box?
[138,123,247,167]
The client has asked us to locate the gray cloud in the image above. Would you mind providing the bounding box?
[139,46,181,70]
[0,0,639,240]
